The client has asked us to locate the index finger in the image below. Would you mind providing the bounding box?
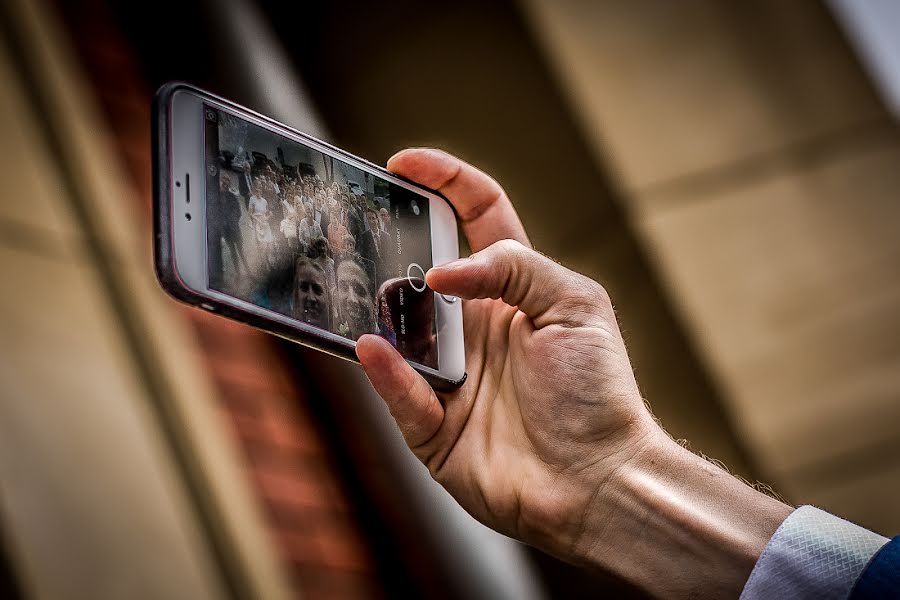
[387,148,530,252]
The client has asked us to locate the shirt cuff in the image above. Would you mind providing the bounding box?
[740,505,889,600]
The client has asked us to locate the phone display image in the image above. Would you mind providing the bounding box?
[204,106,438,367]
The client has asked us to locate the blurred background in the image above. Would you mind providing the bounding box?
[1,0,898,598]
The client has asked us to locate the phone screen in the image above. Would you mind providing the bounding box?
[203,105,438,367]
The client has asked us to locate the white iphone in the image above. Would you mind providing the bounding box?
[153,83,466,391]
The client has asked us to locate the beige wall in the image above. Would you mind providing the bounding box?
[524,0,900,532]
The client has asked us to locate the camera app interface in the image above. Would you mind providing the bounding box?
[204,106,438,367]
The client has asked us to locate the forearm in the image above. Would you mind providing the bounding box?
[572,432,792,598]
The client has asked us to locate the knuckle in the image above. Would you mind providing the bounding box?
[555,273,613,321]
[491,238,526,256]
[586,278,611,305]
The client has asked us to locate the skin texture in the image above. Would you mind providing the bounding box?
[356,148,792,598]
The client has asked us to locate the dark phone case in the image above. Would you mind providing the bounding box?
[152,82,466,392]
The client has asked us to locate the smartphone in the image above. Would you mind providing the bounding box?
[152,82,466,391]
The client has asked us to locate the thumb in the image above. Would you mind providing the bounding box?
[426,239,611,329]
[356,334,444,450]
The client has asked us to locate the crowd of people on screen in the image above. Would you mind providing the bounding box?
[213,150,396,343]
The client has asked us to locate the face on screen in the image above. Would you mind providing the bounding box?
[203,107,438,367]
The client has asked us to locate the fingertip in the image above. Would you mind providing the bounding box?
[356,334,395,367]
[386,147,417,168]
[355,334,411,395]
[425,266,452,291]
[387,148,454,181]
[386,148,422,173]
[427,257,480,297]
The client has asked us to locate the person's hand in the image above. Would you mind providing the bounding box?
[356,148,655,555]
[356,149,791,598]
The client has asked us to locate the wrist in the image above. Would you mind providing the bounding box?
[569,429,792,598]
